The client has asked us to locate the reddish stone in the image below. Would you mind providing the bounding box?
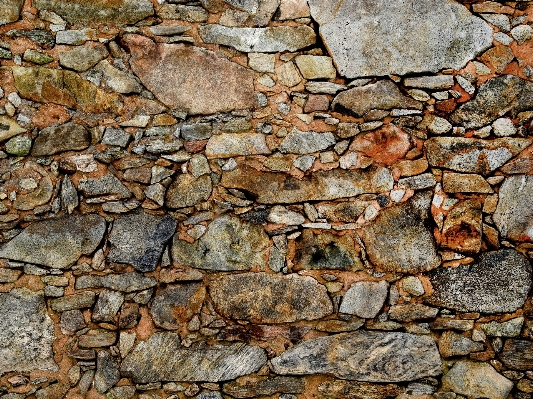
[304,94,330,113]
[32,104,71,129]
[184,140,208,153]
[436,99,456,113]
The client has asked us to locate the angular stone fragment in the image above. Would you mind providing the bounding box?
[198,25,316,53]
[78,174,131,198]
[332,80,422,117]
[442,361,512,399]
[123,34,254,115]
[209,273,332,323]
[494,175,533,242]
[500,339,533,370]
[438,331,483,357]
[360,191,440,273]
[308,0,492,78]
[205,133,271,158]
[50,291,96,312]
[339,281,388,318]
[59,44,109,72]
[451,75,533,128]
[97,60,141,94]
[0,288,57,375]
[172,215,269,271]
[92,291,125,323]
[404,75,455,89]
[441,199,482,253]
[271,331,441,382]
[318,380,403,399]
[31,123,90,156]
[294,55,336,79]
[279,130,336,154]
[480,317,523,337]
[166,174,212,208]
[150,283,204,329]
[79,329,117,348]
[0,0,24,25]
[158,4,208,22]
[75,273,157,293]
[388,304,439,322]
[221,165,393,204]
[107,211,177,272]
[0,214,105,268]
[442,172,493,193]
[223,376,305,398]
[427,249,532,313]
[121,332,267,383]
[0,116,25,142]
[33,0,154,24]
[223,0,259,13]
[94,350,120,394]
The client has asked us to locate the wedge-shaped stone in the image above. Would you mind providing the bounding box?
[221,165,393,204]
[427,249,532,313]
[32,122,90,156]
[271,331,441,382]
[209,273,332,323]
[0,288,57,375]
[359,191,441,273]
[0,0,23,25]
[107,211,177,272]
[0,214,106,268]
[494,175,533,242]
[0,116,25,142]
[198,25,316,53]
[308,0,492,77]
[33,0,153,24]
[75,272,157,293]
[123,34,254,115]
[121,332,267,383]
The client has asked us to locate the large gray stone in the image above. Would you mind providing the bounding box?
[0,214,106,269]
[494,175,533,242]
[78,174,132,198]
[279,130,336,154]
[271,331,441,382]
[172,215,269,271]
[339,281,388,319]
[59,44,109,72]
[0,288,57,375]
[308,0,492,77]
[121,332,267,383]
[107,211,177,272]
[32,123,90,156]
[427,249,532,313]
[75,272,157,293]
[0,0,24,26]
[209,273,332,323]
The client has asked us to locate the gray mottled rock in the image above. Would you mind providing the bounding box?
[50,291,96,312]
[222,376,305,398]
[172,215,269,271]
[32,123,90,156]
[271,331,441,382]
[107,211,177,272]
[121,332,267,383]
[438,331,484,358]
[279,130,336,154]
[0,214,105,268]
[198,25,316,53]
[223,0,259,13]
[500,339,533,370]
[332,80,422,117]
[5,136,31,156]
[78,174,132,198]
[427,249,532,313]
[0,0,24,25]
[360,191,441,273]
[442,172,493,193]
[494,175,533,242]
[94,350,120,394]
[388,304,439,322]
[79,329,117,348]
[97,60,141,94]
[442,361,512,399]
[75,272,157,293]
[158,4,208,22]
[209,273,332,323]
[60,310,86,335]
[308,0,492,78]
[339,281,388,318]
[480,317,523,337]
[451,75,533,128]
[59,44,109,72]
[0,288,57,375]
[101,127,131,147]
[205,133,271,158]
[150,283,204,329]
[92,291,125,323]
[166,174,212,208]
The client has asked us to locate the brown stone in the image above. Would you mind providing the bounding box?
[441,198,482,253]
[480,45,514,74]
[318,380,404,399]
[500,339,533,370]
[442,172,493,193]
[304,94,330,113]
[31,123,90,156]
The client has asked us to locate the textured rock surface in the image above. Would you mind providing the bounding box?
[494,175,533,242]
[150,283,204,329]
[0,0,24,26]
[31,123,90,156]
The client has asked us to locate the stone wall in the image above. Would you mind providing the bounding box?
[0,0,532,398]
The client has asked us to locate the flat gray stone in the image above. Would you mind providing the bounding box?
[107,211,177,272]
[172,215,269,271]
[308,0,492,77]
[205,133,271,158]
[0,214,105,268]
[50,291,96,312]
[0,288,57,375]
[480,317,524,337]
[94,350,120,394]
[198,25,316,52]
[78,174,132,198]
[494,175,533,242]
[404,75,455,89]
[150,283,204,329]
[209,273,332,323]
[121,332,267,383]
[32,123,90,156]
[339,281,388,318]
[97,60,142,94]
[279,130,336,154]
[0,0,23,25]
[427,249,532,313]
[92,290,125,323]
[271,331,441,382]
[59,44,109,72]
[75,272,157,293]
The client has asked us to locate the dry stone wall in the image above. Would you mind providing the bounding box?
[0,0,532,398]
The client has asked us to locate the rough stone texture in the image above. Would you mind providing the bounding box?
[0,0,24,26]
[427,249,532,313]
[318,380,403,399]
[438,331,483,357]
[271,331,441,382]
[279,130,336,154]
[0,288,57,375]
[500,339,533,370]
[59,44,109,72]
[0,214,105,268]
[222,376,305,398]
[121,332,267,383]
[205,134,270,158]
[150,283,204,329]
[209,273,333,323]
[494,175,533,242]
[123,34,254,115]
[75,272,157,293]
[107,211,177,272]
[339,281,388,318]
[31,123,90,156]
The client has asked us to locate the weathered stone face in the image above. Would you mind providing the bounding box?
[150,283,205,329]
[0,0,24,26]
[494,175,533,242]
[32,123,90,156]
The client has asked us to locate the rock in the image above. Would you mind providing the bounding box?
[442,172,493,193]
[0,269,21,283]
[339,281,388,318]
[149,24,191,36]
[441,199,482,253]
[55,28,97,45]
[0,288,57,375]
[32,123,90,156]
[442,361,513,399]
[221,165,393,204]
[275,62,301,87]
[172,215,268,271]
[248,52,275,73]
[388,304,439,322]
[94,350,120,393]
[123,34,254,115]
[500,339,533,370]
[97,60,141,94]
[92,291,125,323]
[223,0,259,13]
[360,191,441,273]
[166,174,212,208]
[205,133,271,158]
[0,116,26,142]
[305,81,347,94]
[316,202,366,223]
[404,75,455,89]
[5,136,31,156]
[397,173,437,190]
[294,55,336,79]
[318,380,403,399]
[427,249,532,313]
[78,329,117,348]
[158,4,208,22]
[480,317,524,337]
[50,291,96,312]
[0,214,105,268]
[451,75,533,129]
[35,383,69,399]
[60,177,78,212]
[32,0,154,24]
[198,25,316,52]
[102,127,131,148]
[150,283,204,329]
[0,0,23,25]
[308,0,491,77]
[438,331,484,357]
[332,80,422,117]
[279,129,336,154]
[75,272,157,293]
[60,310,86,335]
[492,117,517,137]
[222,376,305,398]
[494,175,533,242]
[209,273,332,323]
[271,331,441,382]
[268,206,305,225]
[121,332,267,383]
[78,174,132,198]
[106,386,136,399]
[181,123,213,141]
[59,44,109,72]
[107,211,177,272]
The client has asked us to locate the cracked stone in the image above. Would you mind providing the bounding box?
[150,283,204,329]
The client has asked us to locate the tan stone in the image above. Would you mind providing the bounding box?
[294,55,336,79]
[276,61,301,87]
[0,115,26,142]
[442,172,493,193]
